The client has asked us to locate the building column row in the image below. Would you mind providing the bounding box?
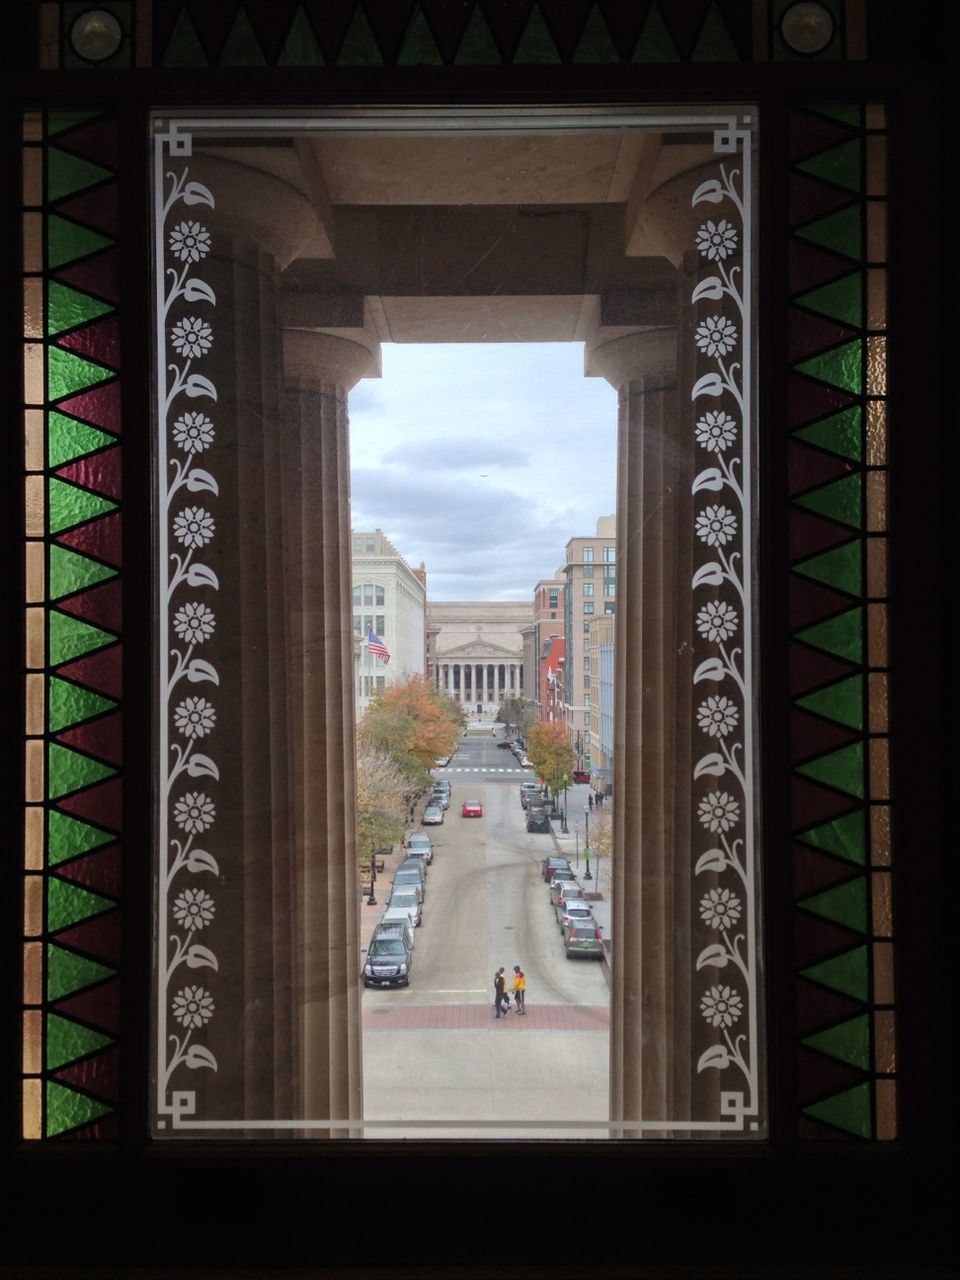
[435,662,521,701]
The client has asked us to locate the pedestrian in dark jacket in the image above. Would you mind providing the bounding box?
[494,966,510,1017]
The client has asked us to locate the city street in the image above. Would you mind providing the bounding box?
[362,729,610,1138]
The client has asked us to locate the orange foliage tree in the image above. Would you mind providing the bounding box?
[527,719,575,801]
[358,675,462,789]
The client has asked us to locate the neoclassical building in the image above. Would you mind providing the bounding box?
[351,529,426,718]
[428,601,530,714]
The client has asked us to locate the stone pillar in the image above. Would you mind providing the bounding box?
[283,328,380,1132]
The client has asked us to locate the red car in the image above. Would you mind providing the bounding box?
[461,800,483,818]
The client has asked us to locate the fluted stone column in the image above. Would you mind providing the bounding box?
[283,328,380,1132]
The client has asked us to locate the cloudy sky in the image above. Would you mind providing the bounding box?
[349,343,618,601]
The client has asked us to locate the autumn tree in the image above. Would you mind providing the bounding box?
[355,742,408,873]
[586,809,613,895]
[527,720,575,803]
[358,675,462,790]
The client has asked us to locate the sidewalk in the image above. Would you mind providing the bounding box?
[548,791,613,976]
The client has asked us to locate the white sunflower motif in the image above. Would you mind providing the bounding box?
[173,791,216,834]
[174,696,216,739]
[172,506,215,549]
[695,410,738,454]
[172,887,216,932]
[698,790,740,834]
[173,601,216,646]
[699,887,743,931]
[170,316,213,359]
[171,985,215,1029]
[695,314,738,359]
[169,220,212,263]
[696,600,739,644]
[695,218,738,262]
[172,411,215,454]
[700,984,743,1029]
[697,695,740,739]
[695,504,738,548]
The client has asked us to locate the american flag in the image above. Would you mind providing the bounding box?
[367,632,390,664]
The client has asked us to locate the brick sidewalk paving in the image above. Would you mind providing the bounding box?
[362,1002,608,1031]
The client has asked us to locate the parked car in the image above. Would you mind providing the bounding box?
[541,855,572,882]
[520,781,543,809]
[549,870,578,905]
[557,900,596,931]
[555,881,586,911]
[429,790,450,810]
[461,800,483,818]
[363,936,412,987]
[392,867,425,900]
[434,755,450,766]
[383,890,422,928]
[371,919,415,951]
[564,919,604,959]
[526,808,551,833]
[520,756,533,768]
[433,778,451,794]
[496,739,512,749]
[572,769,591,784]
[404,835,433,865]
[422,804,444,825]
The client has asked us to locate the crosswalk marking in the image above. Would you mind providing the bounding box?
[435,766,528,774]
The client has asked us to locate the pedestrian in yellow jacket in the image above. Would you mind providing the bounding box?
[512,965,527,1014]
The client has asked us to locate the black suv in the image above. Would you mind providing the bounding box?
[526,807,551,833]
[363,936,413,988]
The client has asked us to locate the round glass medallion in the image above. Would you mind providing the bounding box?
[780,2,835,55]
[69,8,124,62]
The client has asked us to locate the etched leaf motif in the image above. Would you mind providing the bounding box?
[693,657,726,684]
[183,279,216,305]
[692,178,725,206]
[184,374,218,401]
[691,372,725,400]
[185,753,220,781]
[692,277,724,304]
[186,658,220,686]
[696,943,730,970]
[185,563,220,590]
[692,563,725,589]
[184,1044,218,1071]
[185,468,219,496]
[182,181,215,209]
[185,943,219,971]
[694,848,727,875]
[186,848,220,875]
[694,752,727,779]
[697,1044,731,1072]
[692,468,724,494]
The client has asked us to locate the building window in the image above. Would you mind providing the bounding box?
[550,611,557,620]
[375,586,385,606]
[549,590,558,607]
[582,547,594,563]
[366,538,375,552]
[363,584,373,605]
[584,713,591,729]
[583,564,594,578]
[584,602,594,615]
[584,657,591,671]
[583,583,594,597]
[605,583,616,598]
[603,546,615,562]
[375,615,385,633]
[604,603,615,615]
[353,615,361,635]
[353,585,361,605]
[584,676,591,690]
[376,677,385,691]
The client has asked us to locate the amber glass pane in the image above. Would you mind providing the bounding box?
[22,213,42,272]
[865,400,887,466]
[22,111,43,142]
[866,336,887,397]
[22,148,43,207]
[23,343,44,405]
[875,1077,897,1140]
[865,137,887,197]
[24,542,45,603]
[866,471,887,532]
[868,673,889,733]
[25,607,45,668]
[865,104,887,130]
[24,409,44,470]
[874,941,895,1002]
[867,201,887,262]
[866,537,887,597]
[871,804,892,866]
[23,278,43,338]
[24,806,44,871]
[25,672,44,734]
[24,477,44,537]
[872,869,893,936]
[23,941,43,1004]
[868,604,888,667]
[874,1010,896,1070]
[866,269,886,330]
[869,738,890,799]
[22,1080,42,1141]
[23,874,43,936]
[22,1010,42,1074]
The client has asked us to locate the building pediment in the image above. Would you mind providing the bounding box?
[439,640,521,660]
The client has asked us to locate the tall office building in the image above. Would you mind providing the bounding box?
[562,516,616,768]
[351,529,426,717]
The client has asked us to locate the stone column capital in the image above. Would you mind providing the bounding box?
[283,329,381,393]
[585,326,677,391]
[635,159,725,269]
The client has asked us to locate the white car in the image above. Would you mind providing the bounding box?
[422,804,444,825]
[405,834,433,864]
[434,756,450,766]
[383,891,422,928]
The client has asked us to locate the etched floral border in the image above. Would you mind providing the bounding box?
[155,124,221,1127]
[688,124,760,1132]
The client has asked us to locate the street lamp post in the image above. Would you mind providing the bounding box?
[561,784,568,834]
[583,805,592,880]
[367,849,377,906]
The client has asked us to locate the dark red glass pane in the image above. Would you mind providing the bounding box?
[789,510,856,560]
[55,912,122,966]
[789,579,854,630]
[789,240,855,294]
[53,978,121,1033]
[791,775,858,827]
[56,447,122,500]
[55,185,120,236]
[57,777,123,829]
[57,712,123,765]
[789,111,856,163]
[788,310,858,364]
[796,1047,865,1102]
[787,373,856,428]
[57,315,121,369]
[53,248,120,304]
[796,979,864,1034]
[55,511,122,565]
[56,646,123,699]
[54,1045,120,1101]
[791,710,857,763]
[789,644,858,697]
[58,580,123,633]
[53,844,122,898]
[56,381,122,433]
[792,844,861,897]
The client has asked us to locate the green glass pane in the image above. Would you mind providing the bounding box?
[795,140,862,193]
[803,1082,872,1139]
[47,477,117,535]
[793,407,862,461]
[795,205,862,261]
[47,742,117,801]
[49,676,118,736]
[691,2,739,61]
[796,742,865,800]
[49,612,115,666]
[277,6,324,65]
[45,1081,113,1138]
[513,6,561,63]
[794,274,862,328]
[802,1013,871,1071]
[47,346,113,402]
[454,7,501,64]
[47,942,115,1002]
[47,282,114,338]
[46,214,114,270]
[794,340,862,395]
[48,412,114,468]
[795,674,863,730]
[794,474,862,528]
[800,944,869,1000]
[48,807,114,865]
[46,1012,113,1071]
[798,810,866,864]
[219,6,266,66]
[798,874,868,932]
[49,544,117,601]
[632,4,679,61]
[397,8,443,65]
[48,149,114,204]
[813,104,863,127]
[337,8,383,65]
[795,607,863,664]
[573,6,620,63]
[47,110,100,137]
[162,8,208,67]
[47,876,114,932]
[793,541,862,596]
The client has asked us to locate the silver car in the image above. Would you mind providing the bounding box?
[556,900,595,931]
[405,833,433,864]
[549,871,578,906]
[564,919,604,959]
[393,865,425,898]
[390,871,423,903]
[383,891,422,928]
[422,804,444,825]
